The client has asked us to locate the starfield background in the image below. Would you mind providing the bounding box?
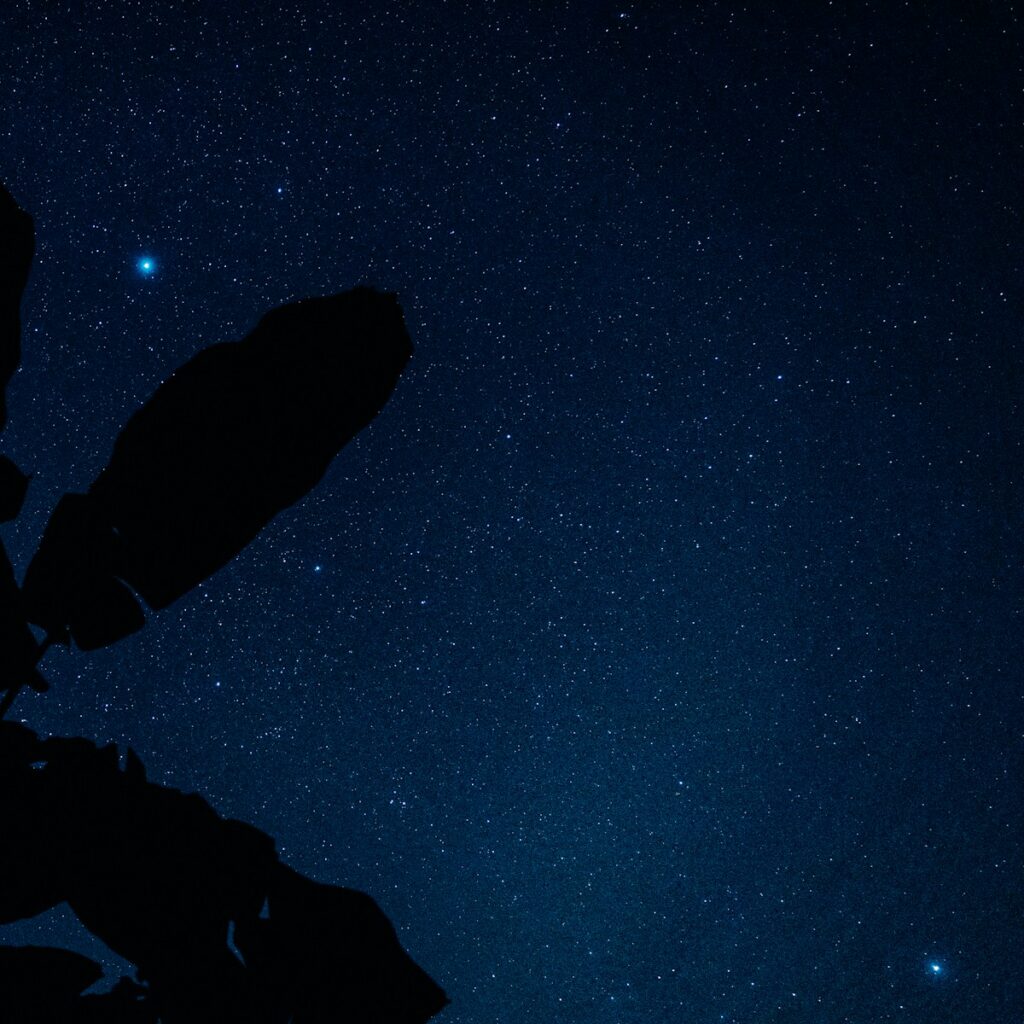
[1,3,1021,1022]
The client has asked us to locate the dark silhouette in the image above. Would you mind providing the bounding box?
[0,723,448,1022]
[0,455,29,522]
[23,288,412,649]
[234,864,448,1023]
[1,537,48,699]
[0,186,43,700]
[0,184,448,1021]
[0,182,33,435]
[0,945,104,1023]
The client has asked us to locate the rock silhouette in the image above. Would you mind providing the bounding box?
[0,181,448,1020]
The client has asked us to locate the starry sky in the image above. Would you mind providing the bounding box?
[1,3,1021,1021]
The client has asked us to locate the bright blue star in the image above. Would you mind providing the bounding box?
[929,962,942,975]
[137,256,156,276]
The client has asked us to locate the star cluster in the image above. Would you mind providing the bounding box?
[0,4,1020,1022]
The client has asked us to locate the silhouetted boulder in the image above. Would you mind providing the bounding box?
[0,183,33,432]
[22,287,412,650]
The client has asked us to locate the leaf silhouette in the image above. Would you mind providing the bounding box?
[21,287,412,650]
[0,456,29,523]
[0,182,33,434]
[0,945,103,1023]
[0,542,47,695]
[0,723,447,1023]
[1,183,448,1019]
[235,864,450,1023]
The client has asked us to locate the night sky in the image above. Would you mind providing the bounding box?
[1,3,1021,1022]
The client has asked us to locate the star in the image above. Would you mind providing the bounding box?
[137,256,156,276]
[929,962,942,975]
